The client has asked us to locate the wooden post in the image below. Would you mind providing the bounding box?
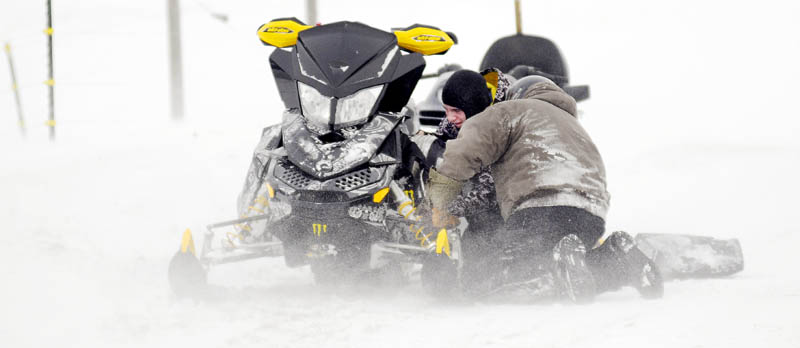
[515,0,522,35]
[4,43,26,135]
[167,0,185,121]
[306,0,317,25]
[46,0,55,140]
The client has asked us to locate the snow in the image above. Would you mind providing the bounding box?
[2,0,799,347]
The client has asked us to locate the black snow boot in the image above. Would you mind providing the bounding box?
[587,231,664,299]
[552,233,597,303]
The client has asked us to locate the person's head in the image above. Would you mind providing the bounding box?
[506,75,556,100]
[441,69,493,128]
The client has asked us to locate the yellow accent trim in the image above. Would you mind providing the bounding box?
[418,232,433,247]
[265,183,275,198]
[224,231,245,248]
[253,195,269,206]
[226,231,244,241]
[397,200,413,213]
[44,79,55,86]
[257,19,312,48]
[313,223,327,237]
[483,71,499,87]
[435,229,451,256]
[247,206,264,214]
[592,232,610,249]
[4,43,9,52]
[45,120,56,127]
[11,83,17,91]
[483,71,499,104]
[404,190,415,206]
[372,187,390,203]
[44,28,54,36]
[394,26,454,55]
[411,225,432,247]
[180,228,196,256]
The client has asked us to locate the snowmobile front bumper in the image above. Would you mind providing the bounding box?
[189,213,461,269]
[198,214,283,266]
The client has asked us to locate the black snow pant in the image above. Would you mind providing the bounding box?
[460,206,606,296]
[503,206,605,254]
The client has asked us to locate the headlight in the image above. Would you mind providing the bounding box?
[335,85,384,126]
[298,82,332,126]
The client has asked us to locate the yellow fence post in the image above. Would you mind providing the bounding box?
[45,0,55,140]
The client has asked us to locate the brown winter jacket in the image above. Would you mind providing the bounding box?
[436,81,610,221]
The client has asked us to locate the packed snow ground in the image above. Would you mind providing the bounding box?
[2,1,799,347]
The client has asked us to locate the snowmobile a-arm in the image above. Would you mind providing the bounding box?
[200,215,283,266]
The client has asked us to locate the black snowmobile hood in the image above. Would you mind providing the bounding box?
[269,21,426,112]
[295,22,398,96]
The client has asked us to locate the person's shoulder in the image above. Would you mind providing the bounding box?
[479,99,532,121]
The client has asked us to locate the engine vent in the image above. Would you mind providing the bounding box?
[334,167,375,191]
[274,159,383,192]
[277,161,313,189]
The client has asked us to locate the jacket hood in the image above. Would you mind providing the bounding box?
[522,82,577,117]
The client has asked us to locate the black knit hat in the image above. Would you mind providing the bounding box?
[441,70,492,118]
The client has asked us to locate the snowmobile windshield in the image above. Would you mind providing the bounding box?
[298,82,385,130]
[335,85,384,125]
[289,22,405,132]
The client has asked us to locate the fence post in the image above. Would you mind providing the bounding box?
[4,43,26,136]
[306,0,317,25]
[45,0,55,140]
[167,0,185,121]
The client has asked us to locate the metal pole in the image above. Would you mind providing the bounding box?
[306,0,317,25]
[515,0,522,35]
[46,0,55,140]
[167,0,185,121]
[4,43,26,136]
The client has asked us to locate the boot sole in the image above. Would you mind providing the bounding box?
[609,231,664,299]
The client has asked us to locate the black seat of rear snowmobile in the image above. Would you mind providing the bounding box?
[479,34,568,84]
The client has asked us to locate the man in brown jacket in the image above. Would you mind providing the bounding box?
[429,75,662,303]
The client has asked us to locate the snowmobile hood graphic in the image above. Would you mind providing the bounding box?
[281,110,401,179]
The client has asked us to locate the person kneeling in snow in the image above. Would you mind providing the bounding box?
[427,74,663,303]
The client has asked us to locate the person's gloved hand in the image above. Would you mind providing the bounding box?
[426,168,465,228]
[432,207,459,229]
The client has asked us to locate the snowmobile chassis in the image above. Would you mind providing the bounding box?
[169,180,464,298]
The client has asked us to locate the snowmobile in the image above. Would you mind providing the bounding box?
[168,18,463,297]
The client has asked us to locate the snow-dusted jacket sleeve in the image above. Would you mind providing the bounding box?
[435,107,510,182]
[446,167,499,217]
